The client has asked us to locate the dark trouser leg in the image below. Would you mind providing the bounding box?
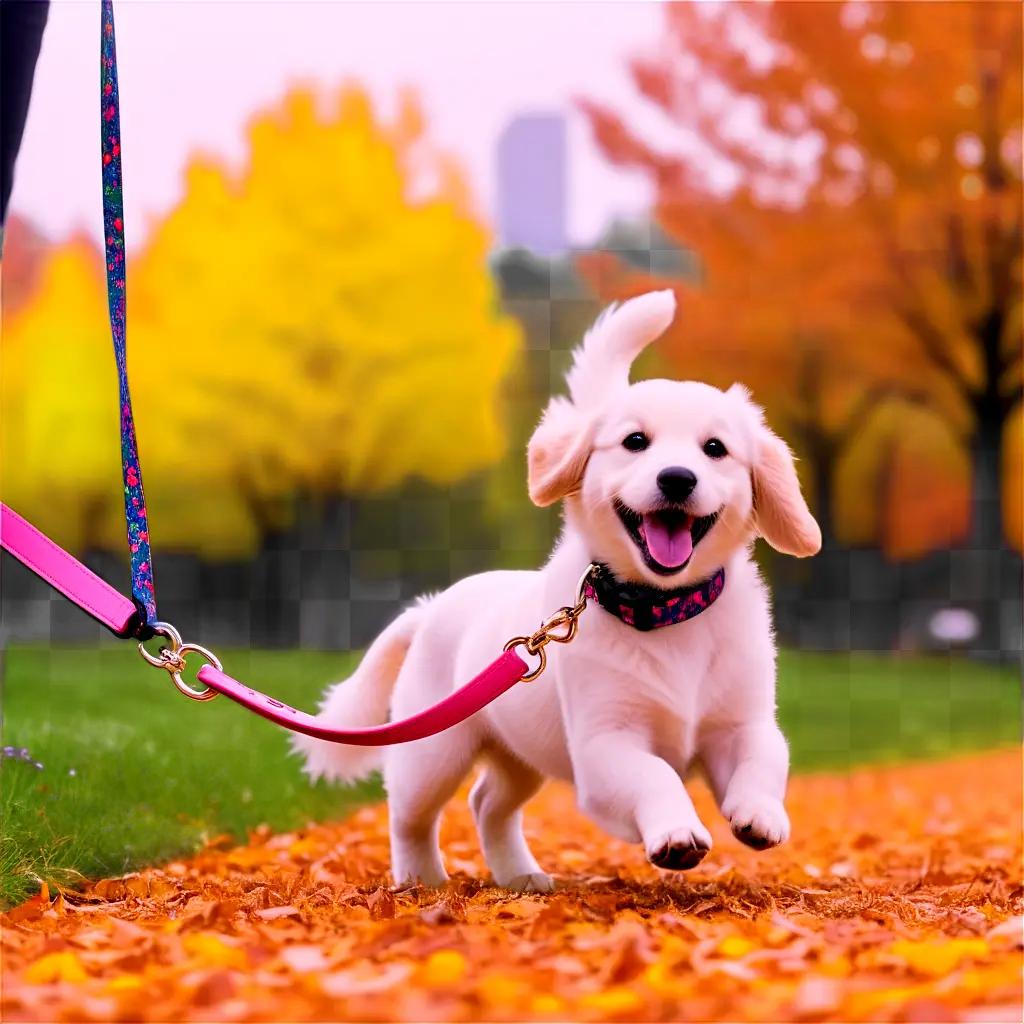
[1,0,50,227]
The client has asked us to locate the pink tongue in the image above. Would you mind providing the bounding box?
[641,514,693,569]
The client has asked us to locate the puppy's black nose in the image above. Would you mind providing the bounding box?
[657,466,697,502]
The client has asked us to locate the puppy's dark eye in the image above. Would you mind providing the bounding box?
[622,431,650,453]
[703,437,728,459]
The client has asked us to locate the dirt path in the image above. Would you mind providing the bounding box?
[3,750,1021,1022]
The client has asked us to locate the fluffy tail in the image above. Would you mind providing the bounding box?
[290,600,428,784]
[565,289,676,407]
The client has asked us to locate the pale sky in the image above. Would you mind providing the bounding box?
[10,0,667,250]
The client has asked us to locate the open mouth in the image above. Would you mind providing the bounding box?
[614,499,721,576]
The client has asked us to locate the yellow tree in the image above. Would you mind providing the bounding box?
[131,86,520,550]
[580,1,1022,560]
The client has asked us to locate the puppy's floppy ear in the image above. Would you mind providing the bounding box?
[527,397,593,507]
[751,429,822,557]
[727,383,821,557]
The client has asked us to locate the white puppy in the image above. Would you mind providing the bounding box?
[295,291,821,891]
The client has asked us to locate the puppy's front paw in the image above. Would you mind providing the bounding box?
[724,794,790,850]
[646,826,712,872]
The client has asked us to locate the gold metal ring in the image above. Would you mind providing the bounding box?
[138,621,183,668]
[168,643,221,701]
[138,623,219,701]
[504,637,547,682]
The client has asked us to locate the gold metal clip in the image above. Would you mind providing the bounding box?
[503,563,598,682]
[138,621,221,701]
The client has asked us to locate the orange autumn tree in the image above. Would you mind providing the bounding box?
[580,0,1022,558]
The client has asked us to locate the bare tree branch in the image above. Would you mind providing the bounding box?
[895,305,975,399]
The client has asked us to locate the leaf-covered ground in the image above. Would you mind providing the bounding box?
[2,749,1021,1022]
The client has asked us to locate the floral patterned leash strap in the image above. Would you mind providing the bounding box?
[101,0,155,638]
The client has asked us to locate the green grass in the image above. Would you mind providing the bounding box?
[0,646,379,908]
[1,646,1019,908]
[775,650,1020,770]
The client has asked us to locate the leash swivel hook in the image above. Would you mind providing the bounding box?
[138,622,221,701]
[503,563,598,682]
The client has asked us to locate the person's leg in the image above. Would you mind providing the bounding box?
[1,0,50,228]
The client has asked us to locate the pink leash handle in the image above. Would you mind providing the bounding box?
[1,501,590,746]
[0,503,142,637]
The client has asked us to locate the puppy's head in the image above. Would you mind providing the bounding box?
[528,291,821,587]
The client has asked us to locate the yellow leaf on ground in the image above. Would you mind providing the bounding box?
[24,951,87,984]
[718,935,757,959]
[106,974,144,992]
[579,986,645,1013]
[420,949,468,987]
[181,932,248,969]
[889,937,990,977]
[530,993,565,1015]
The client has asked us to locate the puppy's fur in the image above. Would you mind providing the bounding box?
[294,291,821,891]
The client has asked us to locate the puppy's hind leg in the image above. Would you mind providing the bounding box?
[469,746,551,893]
[384,728,476,888]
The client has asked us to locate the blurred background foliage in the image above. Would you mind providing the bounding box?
[1,1,1020,657]
[3,86,519,559]
[579,0,1021,559]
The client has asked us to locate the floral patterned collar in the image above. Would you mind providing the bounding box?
[583,564,726,632]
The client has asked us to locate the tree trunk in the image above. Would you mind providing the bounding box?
[244,488,299,649]
[962,301,1020,659]
[294,494,353,650]
[969,404,1004,554]
[772,438,879,651]
[811,449,838,553]
[963,392,1017,659]
[250,526,297,648]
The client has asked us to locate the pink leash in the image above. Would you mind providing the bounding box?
[1,502,594,743]
[195,653,528,745]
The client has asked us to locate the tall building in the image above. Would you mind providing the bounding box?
[496,113,567,256]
